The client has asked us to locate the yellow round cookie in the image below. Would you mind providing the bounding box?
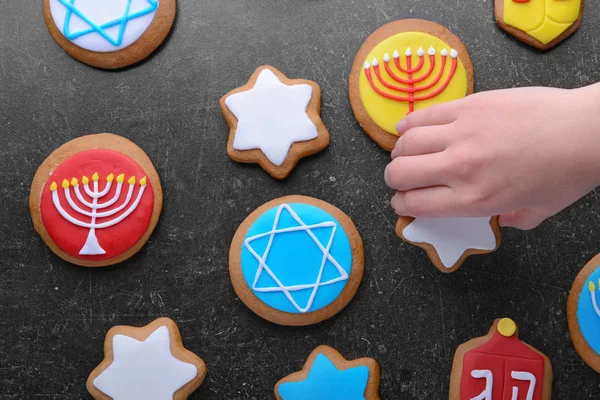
[359,31,468,135]
[503,0,582,45]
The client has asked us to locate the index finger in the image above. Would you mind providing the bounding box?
[395,102,460,133]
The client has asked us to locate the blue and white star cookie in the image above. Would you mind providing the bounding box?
[86,317,207,400]
[229,195,364,326]
[43,0,176,69]
[275,345,380,400]
[568,253,600,373]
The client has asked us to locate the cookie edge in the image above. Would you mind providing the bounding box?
[42,0,177,69]
[29,133,163,267]
[85,317,207,400]
[494,0,585,51]
[220,65,330,180]
[395,216,501,273]
[349,19,475,152]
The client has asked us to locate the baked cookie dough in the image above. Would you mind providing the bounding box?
[220,66,330,180]
[396,216,501,273]
[229,196,363,326]
[495,0,584,50]
[29,133,162,267]
[87,317,206,400]
[449,318,552,400]
[349,19,474,151]
[567,253,600,373]
[275,345,380,400]
[43,0,176,69]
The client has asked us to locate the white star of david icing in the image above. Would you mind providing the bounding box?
[224,69,318,166]
[244,204,349,313]
[402,217,497,268]
[93,326,198,400]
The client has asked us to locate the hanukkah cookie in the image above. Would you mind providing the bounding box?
[29,133,162,267]
[220,66,330,180]
[42,0,176,69]
[495,0,584,50]
[567,253,600,373]
[449,318,553,400]
[229,196,363,326]
[349,19,474,151]
[396,216,501,273]
[275,345,380,400]
[87,317,206,400]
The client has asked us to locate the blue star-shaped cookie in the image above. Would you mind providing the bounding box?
[58,0,158,46]
[276,346,379,400]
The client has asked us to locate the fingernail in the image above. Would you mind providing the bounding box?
[384,164,390,186]
[396,119,408,132]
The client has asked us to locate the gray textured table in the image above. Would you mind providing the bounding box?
[1,0,600,398]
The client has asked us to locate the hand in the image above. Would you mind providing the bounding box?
[385,84,600,230]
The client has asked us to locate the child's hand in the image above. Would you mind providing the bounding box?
[385,84,600,230]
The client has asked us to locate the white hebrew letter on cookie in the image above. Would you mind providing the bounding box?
[511,371,536,400]
[402,217,497,268]
[470,369,493,400]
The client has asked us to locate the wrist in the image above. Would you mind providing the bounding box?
[573,83,600,188]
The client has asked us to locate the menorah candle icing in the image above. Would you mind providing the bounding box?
[229,196,364,326]
[498,0,583,48]
[86,317,207,400]
[567,254,600,373]
[359,32,468,135]
[48,0,159,52]
[449,319,553,400]
[275,346,380,400]
[40,149,154,261]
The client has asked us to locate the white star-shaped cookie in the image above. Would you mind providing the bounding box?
[87,318,206,400]
[398,216,500,272]
[221,66,329,179]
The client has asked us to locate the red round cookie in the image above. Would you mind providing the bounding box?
[40,149,154,261]
[30,133,162,267]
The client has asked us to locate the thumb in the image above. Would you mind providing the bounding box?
[499,209,547,230]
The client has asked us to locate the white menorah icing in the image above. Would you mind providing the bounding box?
[49,172,147,255]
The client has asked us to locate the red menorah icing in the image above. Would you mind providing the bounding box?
[40,149,154,260]
[363,46,459,115]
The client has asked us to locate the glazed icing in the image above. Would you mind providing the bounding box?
[240,203,352,314]
[277,353,369,400]
[40,149,154,260]
[460,327,545,399]
[503,0,581,45]
[359,31,468,135]
[402,217,496,268]
[93,326,197,400]
[576,266,600,355]
[225,69,318,167]
[49,0,159,52]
